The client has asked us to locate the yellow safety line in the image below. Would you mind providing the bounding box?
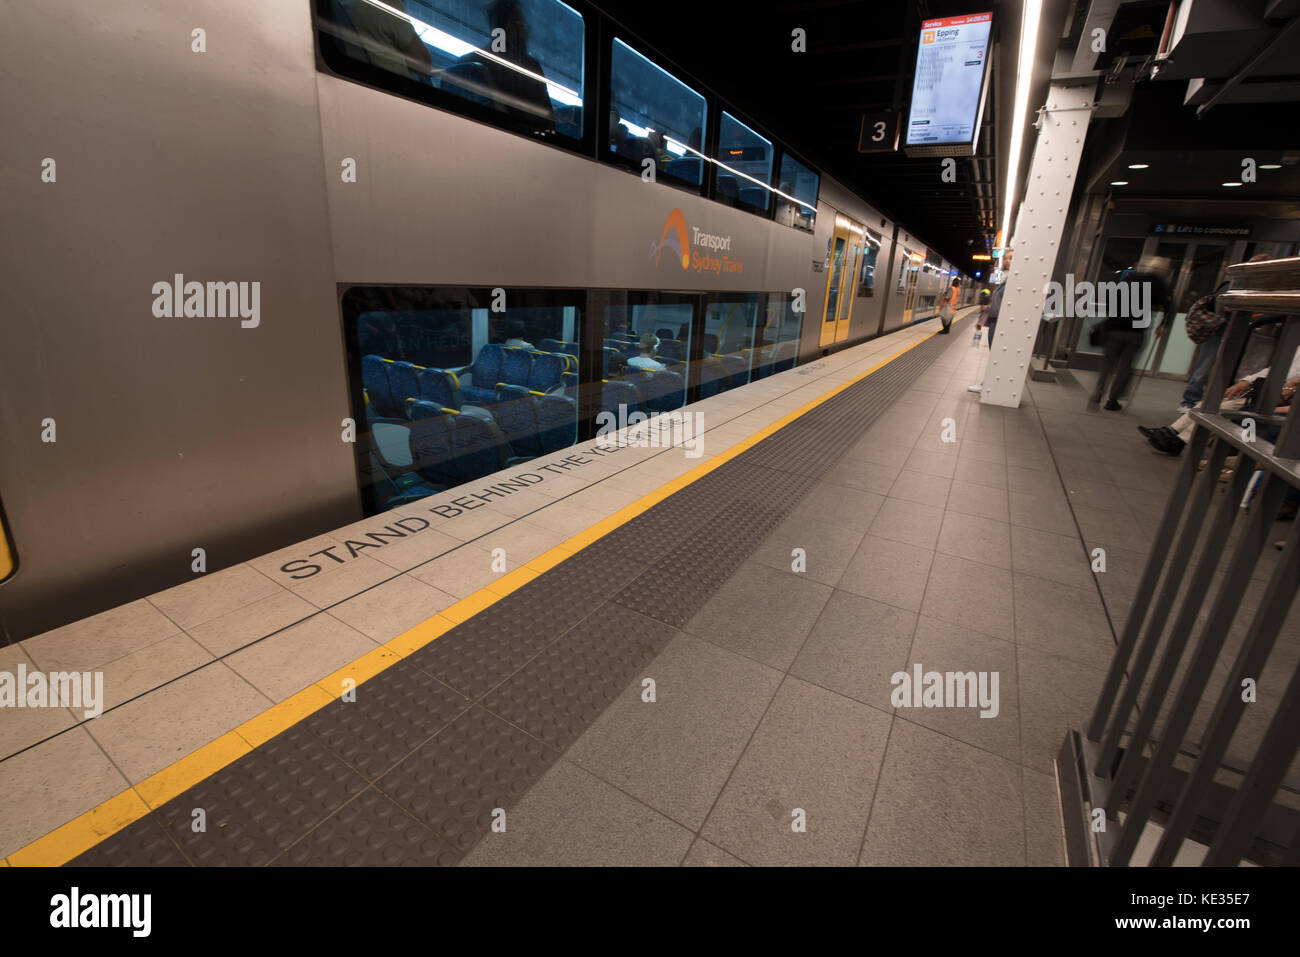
[6,315,965,866]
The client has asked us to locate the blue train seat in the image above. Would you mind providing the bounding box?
[491,384,541,456]
[362,355,399,418]
[407,403,458,486]
[639,369,686,413]
[387,361,421,407]
[535,391,577,453]
[656,339,686,361]
[527,352,567,393]
[498,346,533,390]
[461,343,504,405]
[417,368,460,410]
[601,379,641,419]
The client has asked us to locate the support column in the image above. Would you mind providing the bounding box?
[981,80,1095,408]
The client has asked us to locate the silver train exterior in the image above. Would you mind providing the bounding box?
[0,0,960,642]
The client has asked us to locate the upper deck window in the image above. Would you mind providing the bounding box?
[775,153,818,232]
[324,0,585,142]
[608,39,707,187]
[715,113,773,213]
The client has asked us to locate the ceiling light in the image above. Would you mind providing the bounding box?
[1222,182,1243,187]
[1260,164,1282,170]
[1127,163,1149,169]
[1110,181,1129,186]
[1001,0,1044,251]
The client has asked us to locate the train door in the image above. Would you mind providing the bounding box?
[900,250,920,323]
[818,221,851,347]
[832,225,864,344]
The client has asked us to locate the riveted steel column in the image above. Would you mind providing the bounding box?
[981,80,1094,408]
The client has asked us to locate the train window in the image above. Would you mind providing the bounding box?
[856,229,882,297]
[342,285,583,516]
[602,294,694,416]
[608,39,707,188]
[319,0,586,143]
[775,153,818,232]
[701,293,761,397]
[715,113,773,214]
[751,293,802,379]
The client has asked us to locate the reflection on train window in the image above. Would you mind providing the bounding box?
[857,229,881,297]
[608,38,707,187]
[751,294,801,379]
[715,113,773,213]
[342,285,582,516]
[322,0,585,141]
[701,294,760,397]
[603,294,693,417]
[775,153,818,231]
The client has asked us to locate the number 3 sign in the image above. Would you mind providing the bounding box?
[858,111,900,154]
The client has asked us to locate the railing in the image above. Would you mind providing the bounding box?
[1059,255,1300,867]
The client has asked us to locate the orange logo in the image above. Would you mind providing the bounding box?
[922,30,936,44]
[656,208,690,270]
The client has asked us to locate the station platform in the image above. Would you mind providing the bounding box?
[3,307,1292,867]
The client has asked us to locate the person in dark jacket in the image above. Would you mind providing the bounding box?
[1090,260,1173,411]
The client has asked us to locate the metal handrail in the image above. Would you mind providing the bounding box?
[1058,257,1300,867]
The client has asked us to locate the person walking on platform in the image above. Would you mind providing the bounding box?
[1090,258,1173,411]
[938,279,959,334]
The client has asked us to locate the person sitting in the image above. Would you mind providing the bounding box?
[502,319,535,351]
[338,0,433,80]
[1140,343,1300,456]
[627,334,667,371]
[448,0,554,135]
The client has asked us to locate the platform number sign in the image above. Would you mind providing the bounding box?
[858,110,900,154]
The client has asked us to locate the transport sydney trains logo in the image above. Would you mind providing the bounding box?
[653,208,690,269]
[649,208,745,275]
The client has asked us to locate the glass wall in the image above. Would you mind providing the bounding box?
[775,153,818,231]
[608,38,707,187]
[601,293,693,417]
[700,293,760,397]
[752,293,801,379]
[715,112,773,213]
[344,285,582,515]
[322,0,585,141]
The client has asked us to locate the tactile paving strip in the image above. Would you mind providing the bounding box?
[374,705,558,853]
[270,786,460,867]
[155,725,369,866]
[67,813,191,867]
[480,602,679,751]
[71,329,951,866]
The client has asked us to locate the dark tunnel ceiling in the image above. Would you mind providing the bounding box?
[596,0,1008,267]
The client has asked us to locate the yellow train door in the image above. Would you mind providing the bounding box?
[833,228,863,344]
[820,216,866,347]
[901,250,921,323]
[818,222,850,347]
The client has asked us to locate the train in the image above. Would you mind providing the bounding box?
[0,0,970,643]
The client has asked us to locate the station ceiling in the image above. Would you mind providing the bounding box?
[600,0,1030,269]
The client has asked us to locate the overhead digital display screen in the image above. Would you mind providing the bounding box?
[906,12,993,154]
